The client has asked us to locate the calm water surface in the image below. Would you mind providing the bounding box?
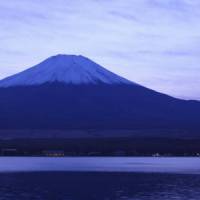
[0,157,200,200]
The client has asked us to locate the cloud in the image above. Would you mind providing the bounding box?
[0,0,200,100]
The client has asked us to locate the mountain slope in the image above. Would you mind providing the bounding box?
[0,54,199,138]
[0,54,133,87]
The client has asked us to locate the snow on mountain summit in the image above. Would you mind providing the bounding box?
[0,54,135,87]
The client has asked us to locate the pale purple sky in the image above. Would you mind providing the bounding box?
[0,0,200,100]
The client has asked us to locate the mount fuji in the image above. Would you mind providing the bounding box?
[0,54,200,139]
[0,54,133,87]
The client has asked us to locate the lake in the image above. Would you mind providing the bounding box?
[0,157,200,199]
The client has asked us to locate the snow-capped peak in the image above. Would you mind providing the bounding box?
[0,54,135,87]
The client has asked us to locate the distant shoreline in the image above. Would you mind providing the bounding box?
[1,137,200,157]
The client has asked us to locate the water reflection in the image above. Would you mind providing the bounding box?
[0,172,200,200]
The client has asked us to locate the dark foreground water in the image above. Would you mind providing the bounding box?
[0,157,200,200]
[0,172,200,200]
